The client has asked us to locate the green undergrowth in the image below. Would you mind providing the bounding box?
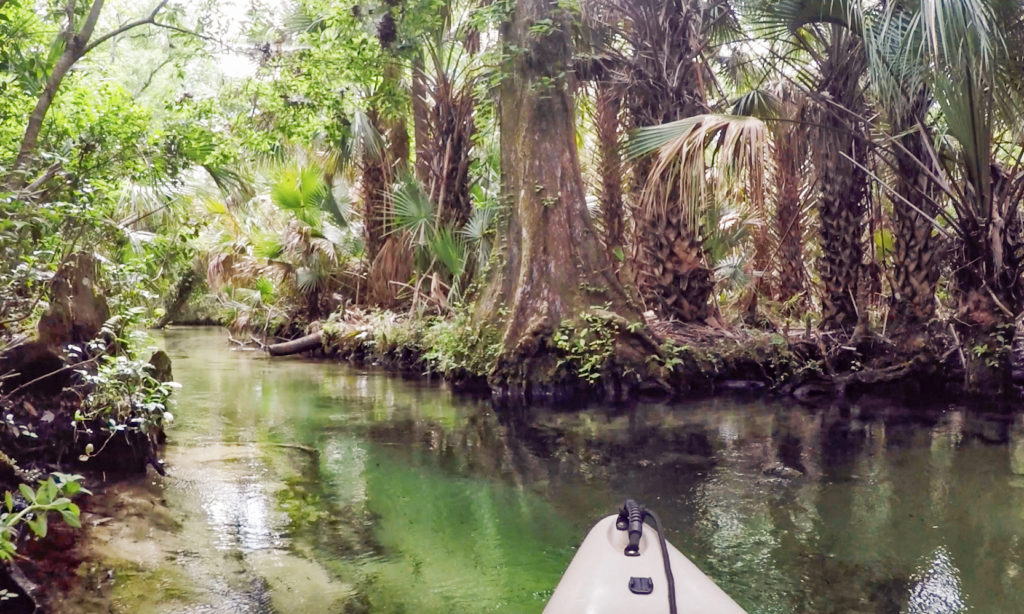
[1,473,89,561]
[321,310,502,383]
[318,307,813,395]
[552,311,621,385]
[654,331,816,391]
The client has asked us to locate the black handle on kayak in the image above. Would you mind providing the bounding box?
[615,499,678,614]
[617,499,644,556]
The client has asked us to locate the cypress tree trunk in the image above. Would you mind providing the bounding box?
[475,0,661,403]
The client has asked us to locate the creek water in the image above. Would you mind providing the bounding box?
[54,327,1024,613]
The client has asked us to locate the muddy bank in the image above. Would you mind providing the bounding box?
[0,254,179,611]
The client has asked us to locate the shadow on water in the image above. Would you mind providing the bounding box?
[57,328,1024,613]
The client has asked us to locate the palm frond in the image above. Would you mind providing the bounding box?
[270,165,330,228]
[390,175,436,245]
[917,0,999,212]
[428,227,467,279]
[461,205,496,268]
[629,114,769,234]
[253,277,276,304]
[350,109,385,163]
[321,187,350,229]
[730,89,783,119]
[742,0,861,38]
[251,231,285,260]
[296,263,330,295]
[461,205,496,243]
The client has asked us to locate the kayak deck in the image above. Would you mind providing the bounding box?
[544,515,746,613]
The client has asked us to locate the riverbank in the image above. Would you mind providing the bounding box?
[252,308,967,407]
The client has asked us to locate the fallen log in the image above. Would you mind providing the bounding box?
[267,332,323,357]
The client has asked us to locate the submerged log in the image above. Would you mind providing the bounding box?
[267,332,323,357]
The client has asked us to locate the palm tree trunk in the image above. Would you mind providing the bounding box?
[620,0,713,322]
[412,56,431,185]
[425,72,474,231]
[954,204,1024,395]
[774,133,806,305]
[815,33,868,333]
[359,110,389,267]
[888,118,941,346]
[630,161,713,322]
[817,123,866,332]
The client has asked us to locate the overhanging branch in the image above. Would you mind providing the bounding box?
[82,0,173,55]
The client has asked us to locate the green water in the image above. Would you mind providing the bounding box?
[76,328,1024,612]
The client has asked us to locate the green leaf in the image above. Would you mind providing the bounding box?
[60,509,80,529]
[3,492,11,512]
[27,515,46,538]
[35,481,53,506]
[18,484,34,504]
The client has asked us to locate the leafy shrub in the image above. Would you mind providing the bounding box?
[0,473,89,561]
[421,314,501,378]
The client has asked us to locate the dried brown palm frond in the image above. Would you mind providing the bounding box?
[206,251,235,289]
[368,235,414,308]
[630,114,769,235]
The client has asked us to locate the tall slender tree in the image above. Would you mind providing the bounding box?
[749,0,871,332]
[594,80,625,262]
[616,0,716,322]
[771,90,809,305]
[812,27,869,333]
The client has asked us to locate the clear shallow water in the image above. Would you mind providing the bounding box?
[65,328,1024,612]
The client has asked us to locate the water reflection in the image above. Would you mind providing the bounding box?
[152,328,1024,613]
[907,547,966,614]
